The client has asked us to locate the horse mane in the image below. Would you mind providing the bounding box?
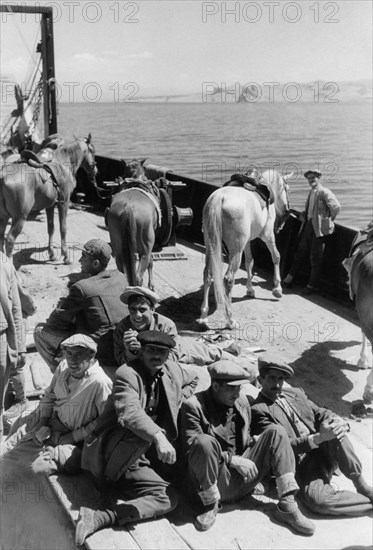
[55,140,85,167]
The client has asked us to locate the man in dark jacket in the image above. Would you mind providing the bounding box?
[34,239,128,370]
[75,331,198,546]
[180,360,315,535]
[251,353,373,516]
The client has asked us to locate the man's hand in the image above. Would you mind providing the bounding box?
[230,456,258,483]
[123,330,141,352]
[316,417,349,444]
[153,431,176,464]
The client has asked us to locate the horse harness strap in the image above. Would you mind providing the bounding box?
[119,187,162,227]
[19,157,70,205]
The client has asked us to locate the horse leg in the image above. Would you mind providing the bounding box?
[147,255,155,292]
[57,201,72,264]
[197,254,213,326]
[5,217,27,257]
[223,252,241,329]
[243,241,255,298]
[358,333,371,370]
[45,206,57,261]
[261,232,282,298]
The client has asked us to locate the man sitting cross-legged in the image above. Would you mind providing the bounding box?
[75,330,199,546]
[4,334,112,476]
[251,353,373,517]
[180,360,315,535]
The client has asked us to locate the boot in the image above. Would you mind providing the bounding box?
[272,505,315,536]
[194,501,220,532]
[75,507,116,546]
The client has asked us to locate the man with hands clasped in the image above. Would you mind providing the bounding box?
[252,353,373,516]
[76,331,199,546]
[180,360,315,535]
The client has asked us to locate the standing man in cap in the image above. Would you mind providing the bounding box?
[180,360,315,535]
[252,353,373,516]
[34,238,128,371]
[114,286,239,367]
[76,330,199,546]
[283,170,340,294]
[4,334,112,476]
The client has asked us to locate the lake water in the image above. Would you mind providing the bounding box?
[58,101,372,229]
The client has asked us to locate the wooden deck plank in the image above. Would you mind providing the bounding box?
[126,518,190,550]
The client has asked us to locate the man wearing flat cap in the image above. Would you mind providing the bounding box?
[76,330,199,546]
[34,238,128,371]
[283,170,340,294]
[114,285,238,368]
[252,353,373,517]
[180,359,315,535]
[4,334,112,475]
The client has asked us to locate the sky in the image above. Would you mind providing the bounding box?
[0,0,372,101]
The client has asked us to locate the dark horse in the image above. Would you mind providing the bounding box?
[0,135,97,263]
[107,160,159,290]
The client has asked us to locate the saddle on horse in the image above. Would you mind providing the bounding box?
[223,173,274,207]
[19,149,70,204]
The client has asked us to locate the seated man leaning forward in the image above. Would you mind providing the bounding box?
[113,286,236,367]
[76,330,199,546]
[251,353,373,516]
[180,360,315,535]
[34,239,128,371]
[4,334,112,476]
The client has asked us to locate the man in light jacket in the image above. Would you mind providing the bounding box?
[283,170,340,294]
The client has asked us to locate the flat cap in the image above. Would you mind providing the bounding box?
[304,170,322,179]
[137,330,176,350]
[208,360,251,386]
[83,239,112,267]
[120,286,160,306]
[60,333,97,353]
[257,352,294,377]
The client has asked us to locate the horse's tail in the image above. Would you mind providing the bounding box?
[121,208,138,286]
[203,195,228,314]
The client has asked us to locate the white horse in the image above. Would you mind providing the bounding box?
[198,169,291,329]
[343,225,373,402]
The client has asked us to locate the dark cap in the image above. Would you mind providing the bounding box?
[304,170,322,179]
[83,239,112,267]
[257,352,294,377]
[137,330,176,350]
[60,333,97,353]
[120,286,159,306]
[208,360,252,386]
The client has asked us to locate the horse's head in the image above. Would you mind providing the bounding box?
[81,133,97,184]
[262,169,291,233]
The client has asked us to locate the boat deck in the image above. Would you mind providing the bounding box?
[2,207,372,550]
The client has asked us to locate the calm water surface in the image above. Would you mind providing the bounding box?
[58,102,372,229]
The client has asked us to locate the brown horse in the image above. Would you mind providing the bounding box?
[106,160,159,290]
[0,135,97,263]
[343,224,373,402]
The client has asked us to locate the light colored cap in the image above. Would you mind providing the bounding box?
[208,360,252,386]
[60,334,97,353]
[120,286,160,306]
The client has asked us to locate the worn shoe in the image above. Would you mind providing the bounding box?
[301,286,318,296]
[272,505,315,536]
[75,507,113,546]
[194,501,220,531]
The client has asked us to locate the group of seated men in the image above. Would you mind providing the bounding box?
[3,238,373,546]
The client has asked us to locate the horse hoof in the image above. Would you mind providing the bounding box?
[246,289,255,299]
[64,258,72,265]
[226,319,239,330]
[272,287,282,299]
[196,317,208,326]
[49,254,57,262]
